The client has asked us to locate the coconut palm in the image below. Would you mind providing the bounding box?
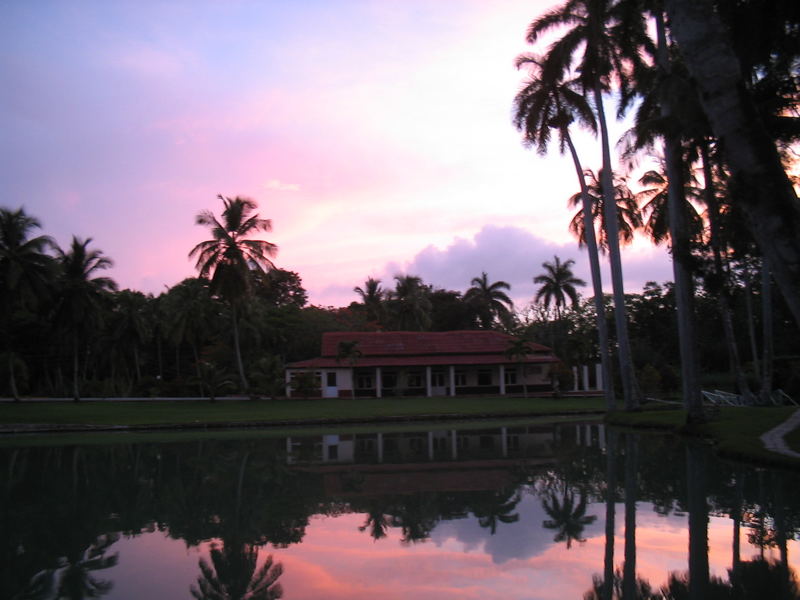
[463,272,514,329]
[527,0,652,409]
[0,207,55,401]
[390,275,432,331]
[55,237,117,401]
[534,256,586,322]
[513,53,616,410]
[353,277,385,324]
[191,544,283,600]
[189,195,278,392]
[542,486,597,549]
[636,168,704,247]
[567,170,642,253]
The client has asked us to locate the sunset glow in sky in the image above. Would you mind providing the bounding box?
[1,0,672,307]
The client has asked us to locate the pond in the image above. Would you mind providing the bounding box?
[1,422,798,599]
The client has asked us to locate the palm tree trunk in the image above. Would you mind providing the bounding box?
[759,258,774,403]
[192,343,204,397]
[72,334,80,402]
[602,429,617,600]
[664,0,800,329]
[622,433,637,600]
[8,351,20,402]
[700,142,754,400]
[231,305,249,392]
[565,134,615,411]
[593,84,639,410]
[656,12,702,422]
[686,442,709,600]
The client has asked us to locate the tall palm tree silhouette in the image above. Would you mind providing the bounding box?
[55,237,117,402]
[0,207,55,401]
[533,256,586,322]
[463,272,513,329]
[189,195,277,392]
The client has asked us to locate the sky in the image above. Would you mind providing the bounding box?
[0,0,673,309]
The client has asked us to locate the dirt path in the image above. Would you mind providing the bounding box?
[760,408,800,459]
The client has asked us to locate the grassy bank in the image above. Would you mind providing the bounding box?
[607,406,800,468]
[0,396,605,429]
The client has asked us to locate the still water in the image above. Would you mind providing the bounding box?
[2,422,798,599]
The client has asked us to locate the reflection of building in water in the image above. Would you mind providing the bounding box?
[284,424,605,495]
[285,425,566,465]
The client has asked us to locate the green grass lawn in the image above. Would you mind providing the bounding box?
[0,396,606,427]
[607,405,800,467]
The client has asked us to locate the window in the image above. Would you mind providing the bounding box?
[504,369,517,385]
[431,371,445,387]
[356,375,373,389]
[326,372,337,387]
[327,444,338,460]
[454,371,467,386]
[407,372,423,387]
[383,372,397,388]
[477,370,492,386]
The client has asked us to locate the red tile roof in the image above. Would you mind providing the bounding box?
[288,330,557,369]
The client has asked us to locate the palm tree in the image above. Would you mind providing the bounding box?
[191,544,283,600]
[354,277,385,324]
[567,170,643,253]
[0,207,55,401]
[542,486,597,549]
[513,53,616,410]
[527,0,652,409]
[471,489,521,535]
[664,0,800,329]
[533,256,586,322]
[189,195,278,392]
[55,237,117,402]
[636,168,703,247]
[390,275,432,331]
[463,271,514,329]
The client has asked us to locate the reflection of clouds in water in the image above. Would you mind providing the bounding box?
[430,493,606,564]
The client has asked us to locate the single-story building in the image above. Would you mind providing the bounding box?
[285,330,560,398]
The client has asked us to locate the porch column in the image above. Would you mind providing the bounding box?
[428,431,434,460]
[499,365,506,395]
[572,366,579,392]
[598,424,606,450]
[448,365,456,397]
[595,362,603,390]
[582,365,590,391]
[500,427,508,457]
[450,429,458,459]
[376,367,382,398]
[426,366,432,398]
[377,433,384,463]
[285,371,292,398]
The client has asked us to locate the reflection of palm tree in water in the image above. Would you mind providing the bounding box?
[542,486,597,549]
[359,502,393,541]
[472,489,521,535]
[16,533,119,600]
[191,543,283,600]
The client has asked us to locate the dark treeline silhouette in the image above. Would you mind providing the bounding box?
[1,201,798,400]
